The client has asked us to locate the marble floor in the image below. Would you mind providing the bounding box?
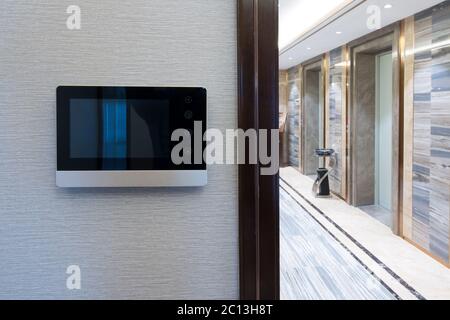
[359,205,393,229]
[280,186,396,300]
[280,167,450,300]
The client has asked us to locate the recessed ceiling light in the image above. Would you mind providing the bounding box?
[384,4,392,9]
[307,47,311,50]
[288,57,293,60]
[336,31,342,34]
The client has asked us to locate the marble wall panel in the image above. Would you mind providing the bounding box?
[304,69,321,175]
[412,1,450,263]
[287,67,301,168]
[328,47,345,196]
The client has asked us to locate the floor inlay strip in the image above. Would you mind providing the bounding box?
[280,177,426,300]
[280,184,400,300]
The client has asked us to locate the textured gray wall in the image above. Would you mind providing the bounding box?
[0,0,238,299]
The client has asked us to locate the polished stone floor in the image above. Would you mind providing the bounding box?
[281,166,450,300]
[359,205,393,229]
[280,186,396,300]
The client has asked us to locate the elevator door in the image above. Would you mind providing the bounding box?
[375,52,393,211]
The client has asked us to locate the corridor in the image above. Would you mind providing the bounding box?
[280,184,396,300]
[280,167,450,300]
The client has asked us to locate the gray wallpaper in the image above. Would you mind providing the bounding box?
[0,0,238,299]
[412,1,450,263]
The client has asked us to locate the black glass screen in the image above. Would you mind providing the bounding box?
[69,98,170,159]
[57,86,206,171]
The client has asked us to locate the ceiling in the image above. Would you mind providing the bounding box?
[279,0,444,69]
[279,0,352,50]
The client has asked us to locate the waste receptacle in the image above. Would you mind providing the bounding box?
[316,168,330,196]
[312,149,335,198]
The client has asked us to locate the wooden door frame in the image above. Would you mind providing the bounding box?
[237,0,280,300]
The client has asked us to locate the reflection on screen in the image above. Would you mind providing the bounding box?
[69,99,170,159]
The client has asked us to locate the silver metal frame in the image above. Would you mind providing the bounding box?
[56,170,207,188]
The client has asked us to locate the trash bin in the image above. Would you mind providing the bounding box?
[316,168,330,196]
[312,149,335,198]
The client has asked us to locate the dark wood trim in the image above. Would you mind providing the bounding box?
[237,0,258,300]
[237,0,279,300]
